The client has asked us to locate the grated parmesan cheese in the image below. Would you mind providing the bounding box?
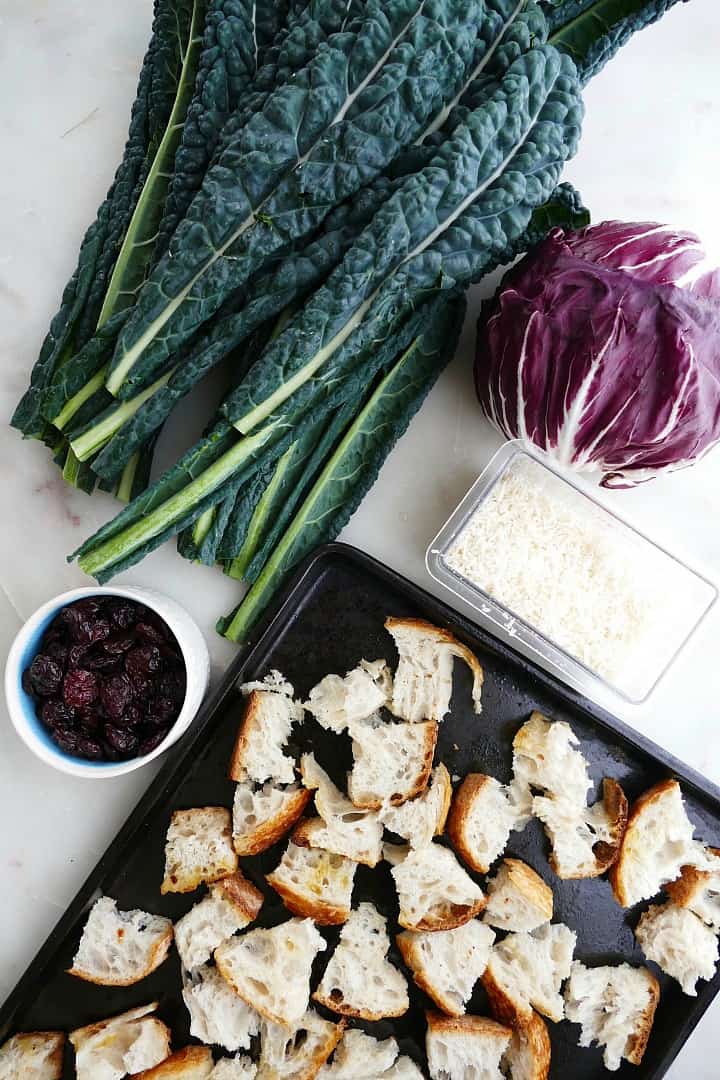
[443,456,670,695]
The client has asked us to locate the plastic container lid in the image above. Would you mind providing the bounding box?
[426,442,717,705]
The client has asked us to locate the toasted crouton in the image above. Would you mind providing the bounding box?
[425,1010,511,1080]
[447,774,527,874]
[67,895,172,986]
[483,859,553,934]
[397,920,495,1016]
[161,807,237,894]
[174,870,263,971]
[533,778,628,880]
[0,1031,64,1080]
[215,918,326,1027]
[500,1010,551,1080]
[70,1003,170,1080]
[313,903,409,1020]
[610,780,708,907]
[347,718,438,809]
[257,1010,344,1079]
[563,960,659,1071]
[482,923,576,1025]
[666,847,720,928]
[380,763,452,847]
[132,1047,214,1079]
[635,901,719,995]
[512,713,591,806]
[317,1030,424,1079]
[391,842,486,931]
[232,781,312,856]
[211,1059,257,1079]
[182,964,260,1052]
[305,661,391,733]
[296,754,383,866]
[229,689,301,785]
[385,617,483,722]
[267,841,357,924]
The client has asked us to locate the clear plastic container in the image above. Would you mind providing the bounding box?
[426,442,717,705]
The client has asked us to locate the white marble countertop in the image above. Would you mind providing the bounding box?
[1,0,719,1072]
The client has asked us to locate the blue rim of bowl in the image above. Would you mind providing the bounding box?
[16,597,184,771]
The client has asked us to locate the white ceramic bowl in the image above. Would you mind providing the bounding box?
[5,585,210,779]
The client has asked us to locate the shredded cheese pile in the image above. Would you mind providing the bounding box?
[444,456,662,689]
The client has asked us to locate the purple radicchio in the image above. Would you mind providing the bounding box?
[475,221,720,486]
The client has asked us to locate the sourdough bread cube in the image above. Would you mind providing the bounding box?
[267,841,357,924]
[182,964,261,1052]
[533,778,628,880]
[397,920,495,1016]
[215,917,326,1027]
[392,843,486,931]
[0,1031,64,1080]
[347,718,438,809]
[305,661,391,733]
[257,1010,344,1080]
[229,689,302,785]
[317,1030,424,1079]
[499,1010,551,1080]
[68,895,173,986]
[132,1046,214,1079]
[425,1010,511,1080]
[211,1058,257,1080]
[512,713,591,807]
[232,781,312,856]
[635,901,719,995]
[174,870,263,970]
[482,923,576,1024]
[297,754,383,866]
[611,780,709,907]
[563,961,659,1071]
[313,903,409,1020]
[161,807,237,894]
[317,1030,398,1078]
[666,847,720,928]
[385,618,483,723]
[483,859,553,933]
[448,775,528,875]
[380,763,452,848]
[70,1003,169,1080]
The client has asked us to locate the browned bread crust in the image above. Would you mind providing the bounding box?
[425,1007,512,1040]
[228,690,264,781]
[610,778,680,906]
[504,1010,552,1080]
[447,774,498,874]
[626,969,661,1066]
[213,869,264,921]
[311,986,408,1022]
[234,787,312,856]
[131,1045,214,1078]
[399,895,486,933]
[482,965,533,1028]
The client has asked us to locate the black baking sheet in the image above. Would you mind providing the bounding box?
[2,542,719,1078]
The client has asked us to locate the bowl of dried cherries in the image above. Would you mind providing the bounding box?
[5,586,210,778]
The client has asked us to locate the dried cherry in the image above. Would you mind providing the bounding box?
[28,655,64,696]
[101,674,133,718]
[63,669,99,709]
[104,724,140,756]
[40,701,76,730]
